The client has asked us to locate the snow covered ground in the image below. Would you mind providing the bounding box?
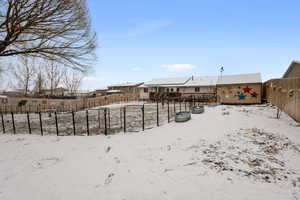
[0,104,300,200]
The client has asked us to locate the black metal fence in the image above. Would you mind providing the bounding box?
[0,100,205,136]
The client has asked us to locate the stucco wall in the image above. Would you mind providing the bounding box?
[180,86,216,94]
[139,86,216,99]
[217,83,262,104]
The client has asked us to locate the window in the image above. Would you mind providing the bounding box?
[144,88,148,93]
[195,87,200,92]
[170,88,174,92]
[176,88,180,92]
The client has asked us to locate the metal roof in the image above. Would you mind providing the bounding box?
[183,76,218,87]
[106,90,122,93]
[108,82,144,87]
[217,73,262,85]
[145,77,191,86]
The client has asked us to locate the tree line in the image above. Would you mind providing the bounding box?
[10,57,83,96]
[0,0,97,95]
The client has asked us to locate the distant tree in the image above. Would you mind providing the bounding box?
[0,0,96,71]
[62,69,83,93]
[45,61,64,95]
[12,57,35,96]
[33,65,46,95]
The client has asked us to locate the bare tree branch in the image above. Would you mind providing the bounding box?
[62,68,83,93]
[0,0,96,71]
[11,56,35,95]
[45,60,64,95]
[33,63,46,94]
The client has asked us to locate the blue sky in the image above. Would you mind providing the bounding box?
[82,0,300,90]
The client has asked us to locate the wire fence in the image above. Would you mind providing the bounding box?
[0,100,208,136]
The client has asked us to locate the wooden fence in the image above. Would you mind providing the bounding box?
[0,93,139,114]
[264,78,300,122]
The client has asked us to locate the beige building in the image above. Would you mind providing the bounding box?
[139,73,262,104]
[90,87,108,97]
[283,60,300,78]
[139,76,218,101]
[108,82,144,94]
[138,77,191,100]
[217,73,262,104]
[180,76,218,98]
[41,88,69,96]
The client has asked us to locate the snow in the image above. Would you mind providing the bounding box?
[0,104,300,200]
[108,82,144,87]
[183,76,218,87]
[145,77,191,86]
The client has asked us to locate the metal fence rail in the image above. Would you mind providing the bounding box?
[0,100,209,136]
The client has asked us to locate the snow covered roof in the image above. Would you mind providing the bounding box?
[106,90,122,93]
[145,77,191,86]
[183,76,218,87]
[217,73,262,85]
[138,84,147,88]
[95,87,108,91]
[108,82,144,87]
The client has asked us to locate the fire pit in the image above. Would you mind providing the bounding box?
[191,105,205,114]
[175,111,191,122]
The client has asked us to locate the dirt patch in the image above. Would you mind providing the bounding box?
[187,128,300,187]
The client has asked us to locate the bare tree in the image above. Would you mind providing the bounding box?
[33,65,46,95]
[62,69,83,93]
[12,57,35,95]
[45,61,64,95]
[0,0,96,71]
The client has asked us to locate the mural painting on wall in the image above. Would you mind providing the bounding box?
[234,86,258,100]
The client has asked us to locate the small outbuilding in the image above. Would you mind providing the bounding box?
[283,60,300,78]
[217,73,262,104]
[108,82,143,95]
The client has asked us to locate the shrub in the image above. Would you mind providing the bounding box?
[18,100,28,107]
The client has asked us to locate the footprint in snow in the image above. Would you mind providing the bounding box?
[104,173,115,185]
[32,157,61,169]
[105,146,111,153]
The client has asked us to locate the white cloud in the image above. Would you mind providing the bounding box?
[131,67,143,72]
[162,64,197,72]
